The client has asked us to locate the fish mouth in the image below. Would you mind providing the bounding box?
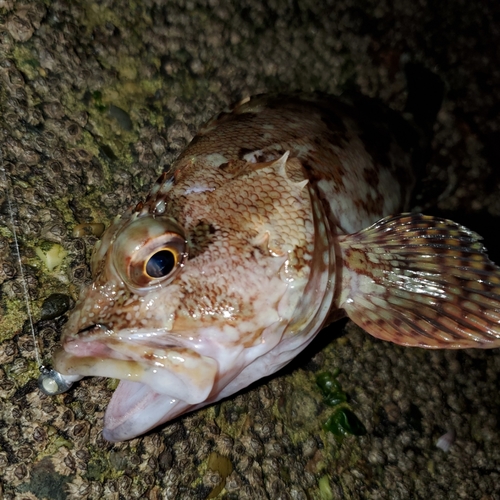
[53,323,219,441]
[100,380,192,442]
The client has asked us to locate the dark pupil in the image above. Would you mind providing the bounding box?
[146,250,176,278]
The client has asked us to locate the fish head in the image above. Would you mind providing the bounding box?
[53,153,330,441]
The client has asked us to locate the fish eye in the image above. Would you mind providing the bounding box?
[128,232,187,288]
[112,217,188,291]
[145,249,177,278]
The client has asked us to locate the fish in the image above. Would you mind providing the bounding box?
[52,93,500,442]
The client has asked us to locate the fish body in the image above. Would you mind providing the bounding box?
[53,94,500,441]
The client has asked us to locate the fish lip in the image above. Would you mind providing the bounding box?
[60,323,117,359]
[62,322,191,362]
[66,323,189,352]
[61,323,112,344]
[56,324,220,406]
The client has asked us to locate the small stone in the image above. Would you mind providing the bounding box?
[40,293,72,320]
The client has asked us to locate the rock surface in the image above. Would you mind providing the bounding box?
[0,1,500,499]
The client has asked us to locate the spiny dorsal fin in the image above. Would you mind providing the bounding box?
[338,213,500,349]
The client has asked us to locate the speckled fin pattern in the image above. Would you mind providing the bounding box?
[338,213,500,348]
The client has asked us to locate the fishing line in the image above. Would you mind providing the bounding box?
[0,153,80,396]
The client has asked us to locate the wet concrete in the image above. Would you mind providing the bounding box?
[0,0,500,498]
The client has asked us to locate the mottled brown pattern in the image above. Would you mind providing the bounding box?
[173,94,417,234]
[1,0,500,497]
[48,90,500,446]
[188,221,217,259]
[339,213,500,348]
[50,93,425,441]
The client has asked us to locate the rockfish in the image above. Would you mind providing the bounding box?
[53,94,500,441]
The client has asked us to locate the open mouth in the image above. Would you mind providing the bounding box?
[52,322,224,441]
[101,379,189,442]
[53,324,220,404]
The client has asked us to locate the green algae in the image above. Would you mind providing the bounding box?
[318,475,334,500]
[18,458,73,500]
[12,44,41,81]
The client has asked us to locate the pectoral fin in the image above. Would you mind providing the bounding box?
[338,213,500,348]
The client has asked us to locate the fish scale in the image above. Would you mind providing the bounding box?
[49,93,500,441]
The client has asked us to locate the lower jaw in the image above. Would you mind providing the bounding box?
[102,380,190,442]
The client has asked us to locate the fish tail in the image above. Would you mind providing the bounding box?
[337,213,500,349]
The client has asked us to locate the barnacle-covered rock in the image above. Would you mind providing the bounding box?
[0,1,499,499]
